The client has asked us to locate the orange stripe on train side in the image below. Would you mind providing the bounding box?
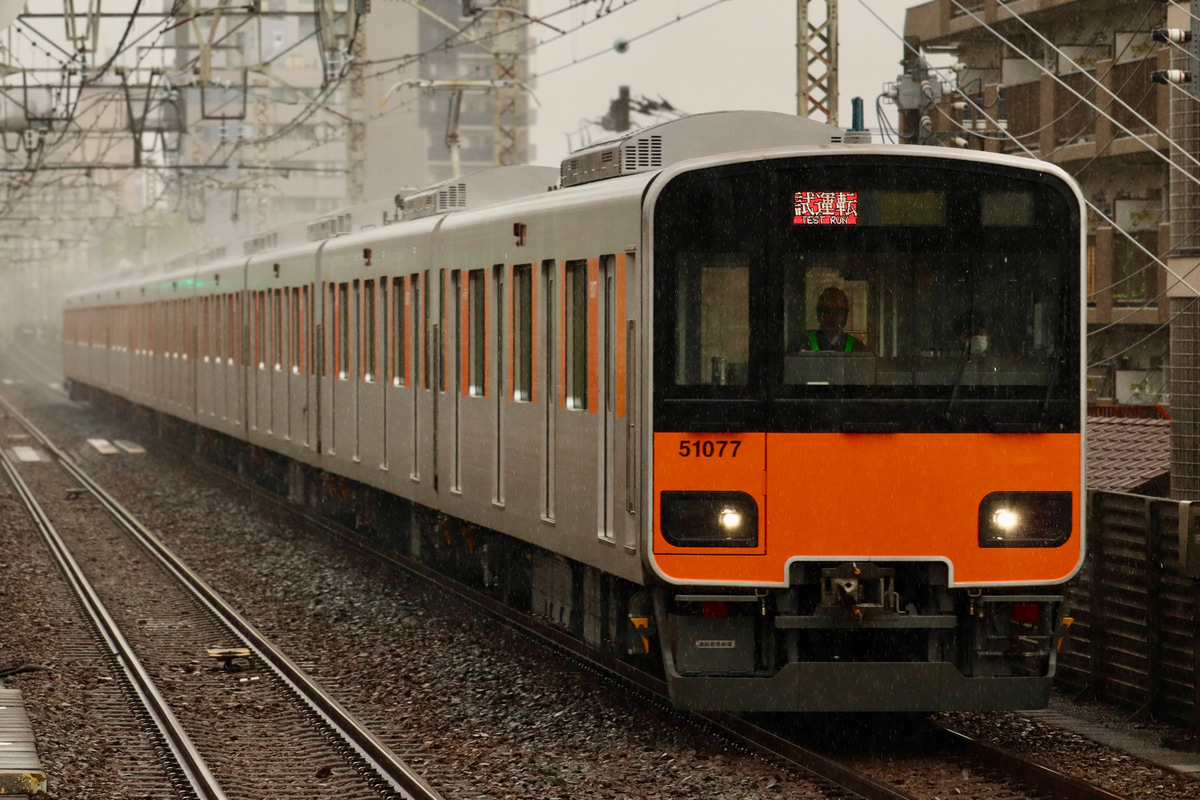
[652,432,1083,586]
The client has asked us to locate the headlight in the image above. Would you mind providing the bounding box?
[661,491,759,548]
[978,491,1072,548]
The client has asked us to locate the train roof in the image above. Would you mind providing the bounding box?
[559,110,869,188]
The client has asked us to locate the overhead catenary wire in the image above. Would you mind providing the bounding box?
[948,0,1200,184]
[856,0,1200,302]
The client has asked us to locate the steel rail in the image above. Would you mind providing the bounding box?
[0,430,227,800]
[0,395,444,800]
[937,727,1129,800]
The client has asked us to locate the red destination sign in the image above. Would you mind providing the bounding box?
[793,191,858,225]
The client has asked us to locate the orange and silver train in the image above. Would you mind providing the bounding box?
[63,111,1085,713]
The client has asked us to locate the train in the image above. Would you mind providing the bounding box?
[62,110,1086,713]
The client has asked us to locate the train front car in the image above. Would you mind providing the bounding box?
[646,148,1084,713]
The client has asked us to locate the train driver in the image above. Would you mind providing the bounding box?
[803,286,866,353]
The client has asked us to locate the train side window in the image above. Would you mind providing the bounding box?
[262,291,270,369]
[440,270,449,393]
[393,277,406,386]
[513,264,532,402]
[326,284,334,378]
[261,291,271,369]
[364,279,376,382]
[305,285,314,376]
[379,278,388,384]
[421,271,430,390]
[494,264,505,402]
[222,294,230,364]
[274,288,284,371]
[233,294,241,365]
[565,259,589,410]
[291,287,301,374]
[249,292,259,371]
[339,282,350,380]
[469,268,486,396]
[671,255,751,386]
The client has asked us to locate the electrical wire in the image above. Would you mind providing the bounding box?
[950,0,1200,182]
[856,0,1200,309]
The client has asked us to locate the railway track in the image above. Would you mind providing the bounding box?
[0,392,444,800]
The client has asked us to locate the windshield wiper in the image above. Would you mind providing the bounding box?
[987,357,1064,433]
[945,340,971,418]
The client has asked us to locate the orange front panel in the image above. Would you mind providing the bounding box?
[652,432,1082,587]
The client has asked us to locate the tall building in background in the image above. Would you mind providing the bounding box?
[901,0,1170,409]
[170,0,532,245]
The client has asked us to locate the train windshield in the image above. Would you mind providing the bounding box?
[651,156,1082,433]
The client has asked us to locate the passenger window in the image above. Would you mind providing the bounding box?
[469,269,486,396]
[673,255,750,386]
[274,288,284,370]
[292,287,301,373]
[378,278,388,383]
[393,277,406,386]
[364,279,376,382]
[565,260,589,410]
[514,264,532,402]
[257,292,267,369]
[338,283,351,379]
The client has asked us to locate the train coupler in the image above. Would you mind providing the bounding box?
[818,562,900,621]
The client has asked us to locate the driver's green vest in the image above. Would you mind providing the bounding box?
[809,332,855,353]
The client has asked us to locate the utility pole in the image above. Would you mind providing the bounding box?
[253,79,270,232]
[317,0,368,202]
[1158,0,1200,500]
[797,0,838,125]
[894,36,942,146]
[381,79,515,177]
[347,26,367,203]
[491,0,523,166]
[605,86,631,132]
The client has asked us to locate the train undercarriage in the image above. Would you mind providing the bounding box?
[652,561,1064,712]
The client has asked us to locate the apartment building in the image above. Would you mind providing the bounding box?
[903,0,1171,408]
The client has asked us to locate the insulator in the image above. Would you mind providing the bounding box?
[1151,69,1192,85]
[1152,28,1191,44]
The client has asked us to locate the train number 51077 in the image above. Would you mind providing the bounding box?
[678,440,741,458]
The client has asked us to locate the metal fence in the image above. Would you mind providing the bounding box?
[1058,491,1200,727]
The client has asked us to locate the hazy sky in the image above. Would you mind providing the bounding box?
[525,0,911,165]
